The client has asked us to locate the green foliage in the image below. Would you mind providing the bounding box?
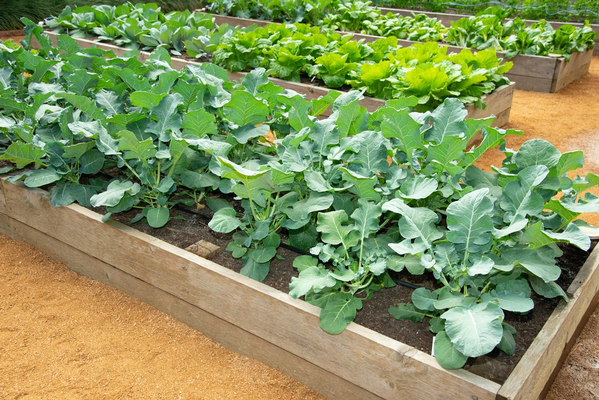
[446,7,597,60]
[2,28,598,371]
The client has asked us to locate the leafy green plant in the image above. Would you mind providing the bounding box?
[3,27,599,372]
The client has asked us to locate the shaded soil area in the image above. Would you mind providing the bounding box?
[1,29,599,398]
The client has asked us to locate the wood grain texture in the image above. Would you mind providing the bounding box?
[0,179,500,400]
[551,50,594,92]
[497,248,599,400]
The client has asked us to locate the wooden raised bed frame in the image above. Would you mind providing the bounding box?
[2,174,599,399]
[207,13,594,93]
[34,31,514,128]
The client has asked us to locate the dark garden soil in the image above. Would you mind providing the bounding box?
[108,203,594,384]
[1,30,599,398]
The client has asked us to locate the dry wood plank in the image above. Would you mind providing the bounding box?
[0,178,6,214]
[497,247,599,400]
[0,213,385,400]
[551,50,594,92]
[185,239,220,259]
[0,179,501,400]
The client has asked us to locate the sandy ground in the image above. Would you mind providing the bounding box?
[0,33,598,398]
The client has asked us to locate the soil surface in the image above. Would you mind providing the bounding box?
[1,32,599,398]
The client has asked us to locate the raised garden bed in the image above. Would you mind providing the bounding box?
[33,30,513,127]
[2,169,599,400]
[380,7,599,57]
[206,12,593,93]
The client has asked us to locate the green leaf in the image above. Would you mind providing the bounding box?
[57,93,105,120]
[118,130,157,161]
[398,175,438,200]
[441,302,504,358]
[446,188,494,253]
[433,331,468,370]
[497,323,517,356]
[388,303,427,323]
[24,168,62,188]
[147,93,184,141]
[384,199,442,255]
[146,206,170,228]
[49,181,77,207]
[351,199,382,244]
[289,266,337,298]
[423,98,468,144]
[129,91,167,109]
[288,224,319,250]
[231,124,270,144]
[90,180,140,208]
[250,246,277,263]
[319,292,362,334]
[514,139,561,169]
[95,90,123,117]
[529,276,569,302]
[96,130,121,156]
[79,149,105,174]
[292,255,318,272]
[208,207,242,233]
[240,257,270,281]
[412,287,437,312]
[524,222,590,251]
[502,248,561,283]
[500,165,549,220]
[348,130,389,174]
[340,167,381,201]
[182,109,217,137]
[316,210,360,249]
[223,90,269,126]
[379,108,422,159]
[0,143,46,168]
[285,192,334,222]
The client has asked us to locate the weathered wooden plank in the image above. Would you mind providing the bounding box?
[0,213,384,400]
[551,50,594,92]
[185,239,220,259]
[466,83,514,122]
[497,246,599,400]
[0,179,500,400]
[0,178,6,214]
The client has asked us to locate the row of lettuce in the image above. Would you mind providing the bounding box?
[203,0,596,60]
[2,28,599,370]
[370,0,599,24]
[45,3,512,110]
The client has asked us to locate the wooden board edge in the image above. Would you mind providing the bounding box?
[0,214,385,400]
[497,245,599,400]
[0,179,501,400]
[551,49,594,92]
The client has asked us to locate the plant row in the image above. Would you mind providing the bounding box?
[46,2,513,110]
[369,0,599,25]
[205,0,596,60]
[2,27,599,370]
[0,0,206,31]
